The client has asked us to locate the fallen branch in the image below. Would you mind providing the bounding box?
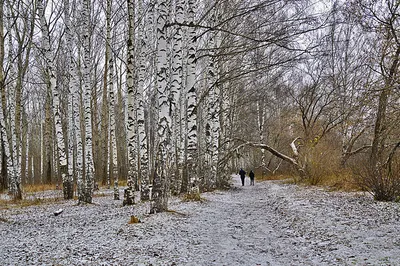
[220,138,306,177]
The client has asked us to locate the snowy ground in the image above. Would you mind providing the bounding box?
[1,175,400,266]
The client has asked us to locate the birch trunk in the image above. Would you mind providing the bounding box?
[38,0,70,199]
[170,0,184,194]
[186,0,199,195]
[5,9,21,199]
[64,0,76,199]
[82,0,94,203]
[257,99,266,174]
[0,0,5,191]
[124,0,136,206]
[150,0,170,214]
[137,0,150,201]
[0,90,15,198]
[73,53,84,202]
[207,9,220,189]
[105,0,119,200]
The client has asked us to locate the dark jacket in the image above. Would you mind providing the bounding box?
[239,169,246,177]
[249,171,255,179]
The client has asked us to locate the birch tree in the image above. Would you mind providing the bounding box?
[82,0,94,203]
[38,0,71,199]
[185,0,199,195]
[105,0,119,201]
[151,0,170,213]
[4,3,22,199]
[169,0,184,193]
[137,0,150,201]
[0,0,5,191]
[64,0,79,200]
[124,0,136,206]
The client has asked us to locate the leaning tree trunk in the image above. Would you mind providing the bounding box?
[370,46,400,170]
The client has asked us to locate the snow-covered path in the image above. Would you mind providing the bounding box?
[1,175,400,265]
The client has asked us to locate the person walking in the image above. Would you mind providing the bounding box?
[239,168,246,186]
[249,170,255,186]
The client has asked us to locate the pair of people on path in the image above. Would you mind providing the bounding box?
[239,168,255,186]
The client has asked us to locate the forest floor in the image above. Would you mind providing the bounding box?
[1,175,400,266]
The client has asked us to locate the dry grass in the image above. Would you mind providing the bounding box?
[24,184,58,193]
[0,196,63,209]
[182,192,205,202]
[128,215,141,224]
[253,167,362,192]
[255,173,289,181]
[317,172,361,192]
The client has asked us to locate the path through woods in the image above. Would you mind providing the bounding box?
[1,175,400,265]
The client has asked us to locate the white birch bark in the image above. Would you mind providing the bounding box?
[105,0,119,200]
[205,8,219,189]
[5,10,21,200]
[9,67,21,200]
[257,99,266,171]
[210,63,220,189]
[0,91,15,198]
[64,0,78,200]
[170,0,184,194]
[186,0,199,195]
[82,0,94,203]
[150,0,170,214]
[73,53,84,202]
[146,0,157,181]
[137,0,150,201]
[38,0,70,199]
[124,0,136,206]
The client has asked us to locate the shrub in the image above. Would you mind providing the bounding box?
[355,158,400,201]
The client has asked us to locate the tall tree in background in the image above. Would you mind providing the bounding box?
[151,0,170,213]
[137,0,150,201]
[0,0,6,191]
[9,0,36,187]
[124,0,136,206]
[170,0,184,194]
[105,0,119,201]
[353,0,400,200]
[64,0,80,200]
[185,0,199,195]
[82,0,94,203]
[5,2,22,199]
[38,0,71,199]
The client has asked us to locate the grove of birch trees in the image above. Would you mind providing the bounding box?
[0,0,399,206]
